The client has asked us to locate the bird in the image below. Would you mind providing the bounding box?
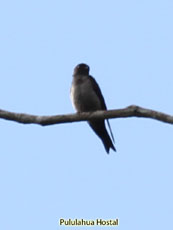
[70,63,116,153]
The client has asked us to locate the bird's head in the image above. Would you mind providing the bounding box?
[73,63,90,75]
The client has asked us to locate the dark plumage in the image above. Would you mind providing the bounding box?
[70,63,116,153]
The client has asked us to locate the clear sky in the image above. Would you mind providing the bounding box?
[0,0,173,230]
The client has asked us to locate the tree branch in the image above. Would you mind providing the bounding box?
[0,105,173,126]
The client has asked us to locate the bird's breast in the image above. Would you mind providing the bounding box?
[71,76,102,112]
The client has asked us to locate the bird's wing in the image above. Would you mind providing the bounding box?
[89,75,107,110]
[89,75,115,143]
[106,119,115,143]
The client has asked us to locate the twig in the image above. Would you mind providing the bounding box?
[0,105,173,126]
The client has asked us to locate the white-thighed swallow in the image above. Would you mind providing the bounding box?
[70,63,116,153]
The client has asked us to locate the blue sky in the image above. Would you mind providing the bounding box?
[0,0,173,229]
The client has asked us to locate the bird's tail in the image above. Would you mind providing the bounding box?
[88,120,116,154]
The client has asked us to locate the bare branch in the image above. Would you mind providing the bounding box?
[0,105,173,126]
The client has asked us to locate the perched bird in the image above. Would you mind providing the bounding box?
[70,63,116,153]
